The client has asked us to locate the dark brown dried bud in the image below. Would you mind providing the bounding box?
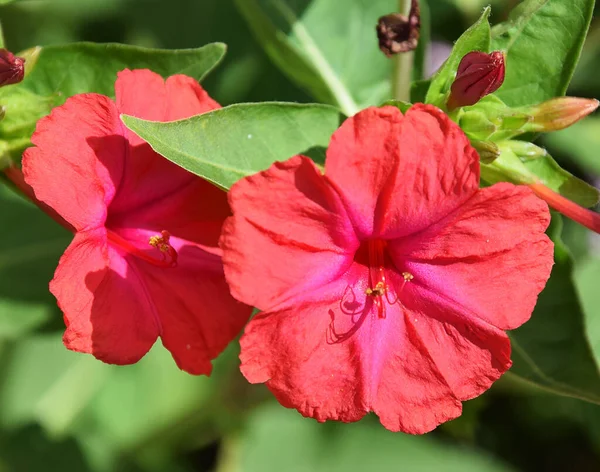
[0,48,25,86]
[376,0,420,57]
[447,51,505,110]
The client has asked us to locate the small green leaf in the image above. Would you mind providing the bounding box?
[380,99,412,113]
[508,215,600,405]
[0,42,226,166]
[122,102,342,190]
[425,6,491,107]
[491,0,595,107]
[235,0,396,115]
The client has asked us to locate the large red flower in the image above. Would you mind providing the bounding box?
[221,105,554,434]
[22,69,252,375]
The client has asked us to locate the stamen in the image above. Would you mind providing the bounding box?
[107,230,178,268]
[366,240,389,319]
[364,241,414,318]
[148,230,178,267]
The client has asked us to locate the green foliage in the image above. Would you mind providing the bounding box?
[235,0,396,115]
[1,0,600,470]
[508,215,600,405]
[0,186,69,339]
[543,117,600,175]
[229,403,515,472]
[491,0,595,106]
[122,102,341,190]
[0,42,225,165]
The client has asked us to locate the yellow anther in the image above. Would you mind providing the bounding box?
[402,272,414,282]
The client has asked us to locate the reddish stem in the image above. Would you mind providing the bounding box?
[529,182,600,234]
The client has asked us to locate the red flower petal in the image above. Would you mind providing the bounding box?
[142,246,251,375]
[221,155,358,310]
[389,183,554,330]
[241,262,507,433]
[325,105,479,239]
[23,94,124,231]
[53,230,160,364]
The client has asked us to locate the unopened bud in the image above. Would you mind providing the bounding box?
[376,0,420,57]
[447,51,505,110]
[0,49,25,86]
[520,97,599,133]
[471,140,500,164]
[498,140,547,161]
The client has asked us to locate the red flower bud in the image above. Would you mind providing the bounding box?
[0,48,25,86]
[447,51,505,110]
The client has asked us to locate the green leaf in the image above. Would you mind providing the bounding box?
[491,0,595,107]
[0,42,226,165]
[480,144,600,208]
[226,403,515,472]
[122,102,341,190]
[235,0,396,115]
[425,6,491,107]
[507,214,600,405]
[519,151,600,208]
[0,186,70,339]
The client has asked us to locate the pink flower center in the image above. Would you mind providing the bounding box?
[107,230,178,268]
[360,240,413,319]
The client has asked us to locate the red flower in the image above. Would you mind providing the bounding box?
[221,105,554,433]
[22,69,252,374]
[447,51,505,110]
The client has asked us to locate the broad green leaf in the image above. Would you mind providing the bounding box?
[235,0,396,115]
[491,0,595,107]
[542,117,600,176]
[507,215,600,405]
[226,403,515,472]
[122,102,342,190]
[0,186,70,339]
[0,42,226,165]
[425,6,490,107]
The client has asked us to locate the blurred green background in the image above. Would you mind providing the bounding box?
[1,0,600,471]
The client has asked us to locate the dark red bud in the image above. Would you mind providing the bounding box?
[0,48,25,87]
[447,51,505,110]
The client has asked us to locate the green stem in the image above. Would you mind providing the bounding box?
[271,0,359,116]
[391,0,414,102]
